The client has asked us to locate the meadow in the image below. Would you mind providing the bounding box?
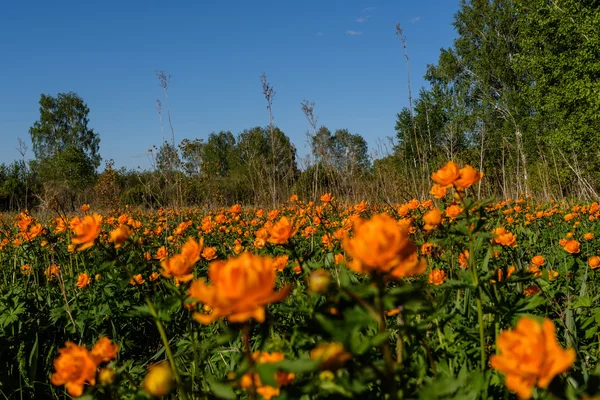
[1,161,599,399]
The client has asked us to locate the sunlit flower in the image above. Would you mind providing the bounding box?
[45,264,61,281]
[320,193,333,203]
[109,224,132,249]
[51,342,98,397]
[273,255,289,272]
[161,237,202,281]
[493,227,517,247]
[155,246,168,260]
[588,256,600,269]
[428,269,446,286]
[423,208,442,231]
[71,214,102,251]
[454,165,483,188]
[490,317,575,399]
[189,253,290,324]
[76,273,90,289]
[563,240,580,254]
[342,213,426,279]
[268,217,297,245]
[445,204,462,219]
[431,161,460,186]
[129,274,145,285]
[91,337,118,363]
[531,255,545,267]
[201,246,217,261]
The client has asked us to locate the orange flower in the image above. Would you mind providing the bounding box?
[547,270,559,280]
[51,342,98,397]
[71,214,102,251]
[129,274,145,285]
[189,253,290,324]
[584,232,594,241]
[588,256,600,269]
[493,227,517,247]
[273,255,289,272]
[268,216,297,245]
[431,161,460,186]
[45,264,61,280]
[91,337,118,363]
[310,342,351,371]
[458,250,470,269]
[161,237,202,281]
[524,286,540,296]
[429,183,450,199]
[76,273,90,289]
[428,269,446,286]
[21,264,31,275]
[531,255,545,267]
[80,204,90,213]
[454,165,483,188]
[109,224,132,249]
[445,204,462,219]
[320,193,333,203]
[201,246,217,261]
[239,352,295,400]
[421,242,435,256]
[423,208,442,231]
[528,265,542,277]
[155,246,168,260]
[563,240,580,254]
[490,317,575,399]
[495,265,516,282]
[342,213,426,279]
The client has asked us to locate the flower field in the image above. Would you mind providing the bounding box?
[2,162,600,399]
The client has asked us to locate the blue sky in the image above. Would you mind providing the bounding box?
[0,0,459,170]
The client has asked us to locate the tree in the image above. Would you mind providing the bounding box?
[235,126,298,204]
[515,0,600,189]
[311,127,370,173]
[179,138,205,177]
[29,93,101,206]
[155,141,181,174]
[29,92,101,169]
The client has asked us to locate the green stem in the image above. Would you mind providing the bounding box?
[144,297,187,399]
[376,278,398,400]
[469,245,486,370]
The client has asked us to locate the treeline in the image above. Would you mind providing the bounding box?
[393,0,600,200]
[2,0,600,211]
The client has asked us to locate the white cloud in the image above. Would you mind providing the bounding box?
[346,30,362,36]
[361,6,375,13]
[356,15,371,23]
[409,16,421,23]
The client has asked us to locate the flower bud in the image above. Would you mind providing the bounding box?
[309,269,331,294]
[143,363,174,397]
